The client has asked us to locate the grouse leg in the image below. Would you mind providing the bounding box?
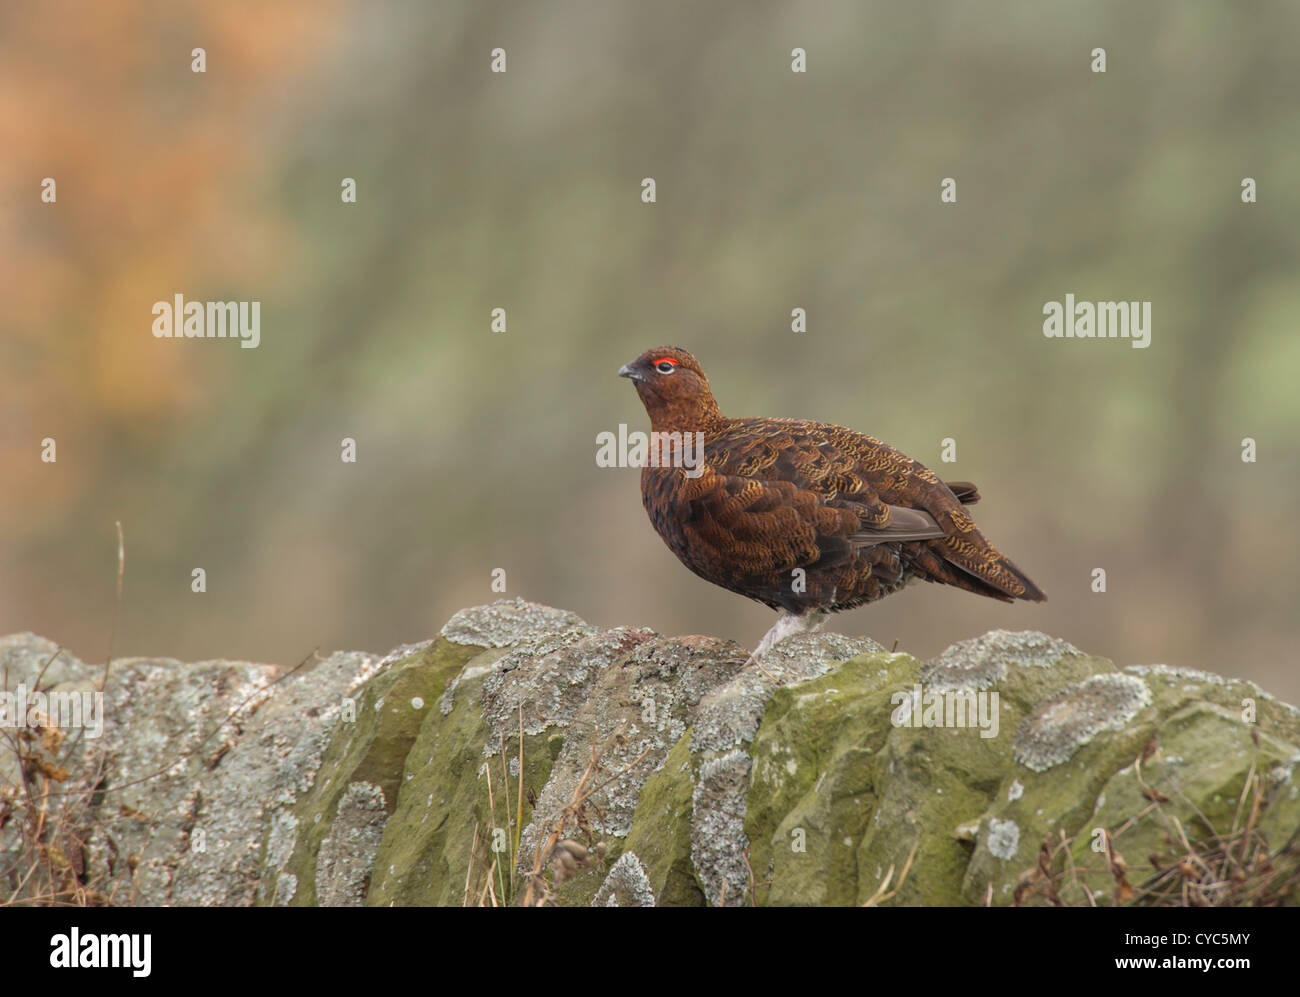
[745,609,829,675]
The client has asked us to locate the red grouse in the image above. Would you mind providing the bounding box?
[618,346,1046,664]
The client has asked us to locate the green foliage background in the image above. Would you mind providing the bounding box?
[3,1,1297,698]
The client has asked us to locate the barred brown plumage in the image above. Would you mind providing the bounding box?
[618,346,1046,665]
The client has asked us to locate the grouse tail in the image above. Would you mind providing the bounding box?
[934,533,1047,603]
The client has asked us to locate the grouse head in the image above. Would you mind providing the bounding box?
[619,346,722,431]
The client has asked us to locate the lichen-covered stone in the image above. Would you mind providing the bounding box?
[1013,673,1153,772]
[6,607,1297,908]
[923,630,1082,689]
[315,781,388,907]
[619,734,704,906]
[440,598,589,648]
[0,634,379,906]
[592,851,656,906]
[365,624,646,906]
[745,652,913,905]
[261,636,475,905]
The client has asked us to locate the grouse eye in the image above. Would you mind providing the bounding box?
[654,359,677,374]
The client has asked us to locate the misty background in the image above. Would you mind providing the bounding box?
[2,1,1297,700]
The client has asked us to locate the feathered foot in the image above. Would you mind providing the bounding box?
[744,609,829,677]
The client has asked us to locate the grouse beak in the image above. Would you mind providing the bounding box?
[618,363,646,383]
